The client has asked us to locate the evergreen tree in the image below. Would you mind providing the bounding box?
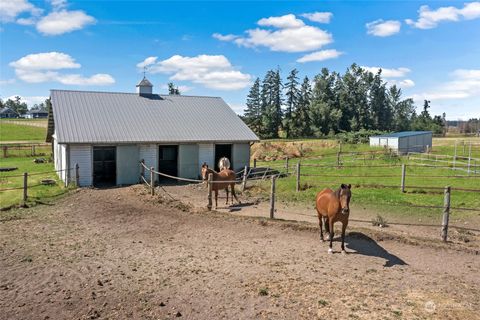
[261,69,283,138]
[243,78,262,135]
[5,96,28,115]
[283,69,299,138]
[388,85,415,131]
[291,76,312,137]
[369,69,390,130]
[167,82,180,95]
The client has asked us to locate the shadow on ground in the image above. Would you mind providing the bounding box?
[346,232,408,267]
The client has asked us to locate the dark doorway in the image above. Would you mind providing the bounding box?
[215,144,233,171]
[158,145,178,180]
[93,146,116,186]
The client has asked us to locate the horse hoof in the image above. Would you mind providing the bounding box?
[341,250,346,255]
[320,239,325,243]
[328,248,333,254]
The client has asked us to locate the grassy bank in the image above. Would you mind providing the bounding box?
[0,120,47,143]
[0,157,71,209]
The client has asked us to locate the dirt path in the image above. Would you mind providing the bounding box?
[1,186,479,319]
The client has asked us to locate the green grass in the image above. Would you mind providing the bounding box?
[251,139,480,223]
[0,121,47,142]
[0,156,72,209]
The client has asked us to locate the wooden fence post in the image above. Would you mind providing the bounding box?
[253,158,257,168]
[401,164,406,193]
[285,157,289,174]
[336,152,341,167]
[453,140,457,169]
[270,175,276,219]
[139,159,145,183]
[296,161,301,192]
[22,172,28,207]
[241,165,248,191]
[207,173,213,210]
[441,186,451,242]
[150,166,155,196]
[467,142,472,175]
[75,163,80,187]
[3,146,7,158]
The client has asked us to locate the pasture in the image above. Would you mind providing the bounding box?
[0,119,48,143]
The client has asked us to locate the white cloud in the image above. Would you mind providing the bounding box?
[143,54,251,90]
[36,9,95,35]
[10,52,81,70]
[214,14,333,53]
[161,84,193,93]
[301,12,333,23]
[10,52,115,85]
[411,69,480,102]
[7,95,48,106]
[49,0,67,10]
[258,14,305,28]
[212,33,238,41]
[361,66,411,78]
[136,56,158,69]
[0,0,42,23]
[406,2,480,29]
[235,25,332,52]
[366,19,401,37]
[297,49,343,63]
[388,79,416,88]
[226,103,246,115]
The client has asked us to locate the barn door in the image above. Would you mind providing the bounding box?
[215,144,232,171]
[158,145,178,180]
[93,146,116,186]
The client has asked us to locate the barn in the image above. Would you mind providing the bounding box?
[46,78,259,186]
[369,131,433,154]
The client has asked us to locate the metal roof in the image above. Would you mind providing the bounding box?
[136,78,153,87]
[371,131,432,138]
[50,89,259,144]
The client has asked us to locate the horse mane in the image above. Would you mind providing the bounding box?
[334,187,342,199]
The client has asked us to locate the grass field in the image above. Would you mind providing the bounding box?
[0,120,47,142]
[250,138,480,223]
[0,157,72,209]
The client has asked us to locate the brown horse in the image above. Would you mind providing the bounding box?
[201,163,240,208]
[315,184,352,254]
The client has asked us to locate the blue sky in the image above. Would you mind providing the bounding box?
[1,0,479,120]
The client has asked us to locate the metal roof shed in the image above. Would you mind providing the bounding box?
[48,80,259,187]
[369,131,432,154]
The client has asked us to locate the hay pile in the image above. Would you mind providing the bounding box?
[251,141,313,161]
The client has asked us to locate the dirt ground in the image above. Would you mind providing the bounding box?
[1,186,479,320]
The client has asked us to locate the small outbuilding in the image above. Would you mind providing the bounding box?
[0,107,18,118]
[25,107,48,119]
[47,78,259,186]
[369,131,432,154]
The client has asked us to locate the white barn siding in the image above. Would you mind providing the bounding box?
[139,144,157,182]
[198,143,214,173]
[232,143,250,171]
[179,144,199,179]
[117,145,140,185]
[60,144,68,182]
[69,145,92,187]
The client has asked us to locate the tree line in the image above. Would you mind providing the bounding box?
[0,97,51,116]
[242,63,447,139]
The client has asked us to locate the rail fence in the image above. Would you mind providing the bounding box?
[0,143,51,158]
[139,158,480,242]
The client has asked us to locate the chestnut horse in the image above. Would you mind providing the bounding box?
[201,163,239,208]
[315,184,352,254]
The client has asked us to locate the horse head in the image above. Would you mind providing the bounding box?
[201,162,210,181]
[338,184,352,215]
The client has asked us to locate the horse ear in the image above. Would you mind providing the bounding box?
[348,184,352,189]
[341,183,346,189]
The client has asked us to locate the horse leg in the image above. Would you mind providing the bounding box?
[324,216,331,240]
[231,184,240,204]
[318,215,324,242]
[341,221,348,254]
[328,218,334,254]
[225,187,229,205]
[214,189,218,209]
